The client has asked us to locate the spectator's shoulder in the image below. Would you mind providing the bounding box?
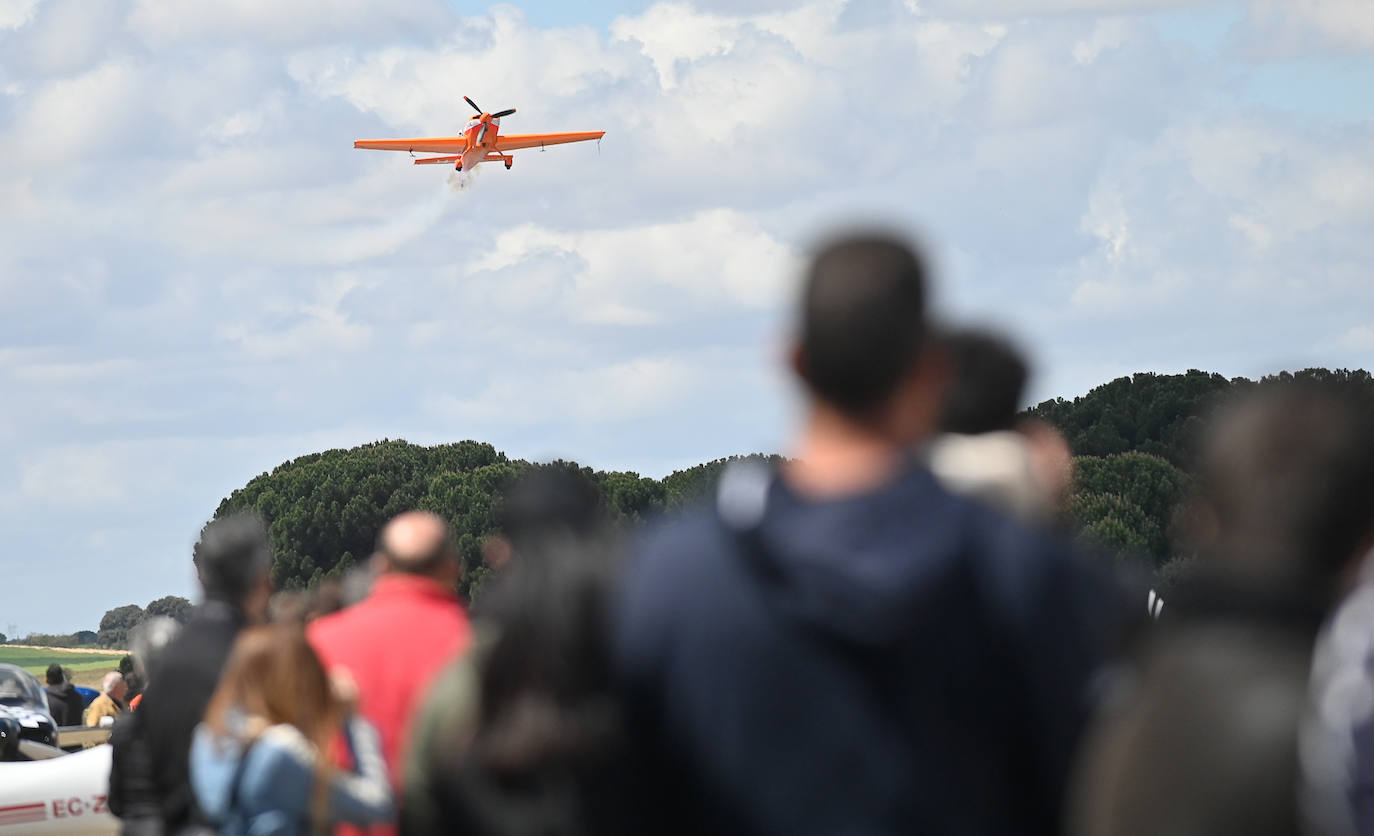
[628,505,730,586]
[962,501,1133,640]
[305,608,347,647]
[639,503,727,554]
[258,723,315,767]
[615,506,729,656]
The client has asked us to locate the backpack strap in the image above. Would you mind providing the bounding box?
[218,734,262,826]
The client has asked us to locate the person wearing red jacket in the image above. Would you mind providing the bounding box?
[308,511,471,835]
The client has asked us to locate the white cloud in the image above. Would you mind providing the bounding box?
[19,444,139,507]
[8,0,121,76]
[1068,115,1374,316]
[612,3,741,89]
[915,0,1215,16]
[1341,325,1374,351]
[126,0,451,47]
[216,276,375,361]
[1247,0,1374,52]
[1072,18,1130,64]
[8,358,139,383]
[0,0,37,31]
[431,355,710,425]
[3,61,145,165]
[287,6,639,131]
[471,209,798,324]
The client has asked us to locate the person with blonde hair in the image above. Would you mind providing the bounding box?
[190,626,393,835]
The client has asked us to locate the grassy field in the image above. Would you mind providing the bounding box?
[0,646,127,688]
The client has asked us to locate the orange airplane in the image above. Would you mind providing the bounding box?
[354,96,605,172]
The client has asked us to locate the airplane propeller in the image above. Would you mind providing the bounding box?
[466,97,517,144]
[465,96,516,120]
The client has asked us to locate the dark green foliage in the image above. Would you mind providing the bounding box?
[1028,370,1236,466]
[92,595,195,649]
[1038,368,1374,574]
[1156,556,1200,598]
[144,596,193,625]
[1029,368,1374,468]
[99,605,144,632]
[210,442,775,599]
[596,469,667,523]
[1065,492,1160,569]
[1070,453,1189,566]
[1074,454,1188,525]
[97,604,145,648]
[215,439,509,593]
[3,632,98,648]
[660,455,785,508]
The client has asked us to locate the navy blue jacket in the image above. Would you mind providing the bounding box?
[614,462,1130,836]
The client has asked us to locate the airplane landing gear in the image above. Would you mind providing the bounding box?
[505,161,512,170]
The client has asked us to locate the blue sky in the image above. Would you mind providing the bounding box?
[1,0,1372,634]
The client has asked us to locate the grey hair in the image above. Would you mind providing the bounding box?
[101,671,124,694]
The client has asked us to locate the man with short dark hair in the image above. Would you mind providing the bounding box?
[308,510,471,835]
[936,327,1030,435]
[43,663,83,730]
[112,511,274,833]
[927,327,1068,522]
[615,232,1129,836]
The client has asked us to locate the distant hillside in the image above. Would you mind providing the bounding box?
[210,368,1373,597]
[1030,367,1374,575]
[1027,368,1374,467]
[213,442,779,598]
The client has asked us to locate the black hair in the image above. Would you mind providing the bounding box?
[938,328,1030,434]
[497,465,608,559]
[798,233,929,417]
[431,472,630,833]
[1198,381,1374,582]
[45,664,64,685]
[1071,624,1311,836]
[192,511,273,607]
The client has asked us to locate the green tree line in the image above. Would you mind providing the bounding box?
[1038,367,1374,581]
[210,440,780,599]
[5,595,193,649]
[75,366,1373,618]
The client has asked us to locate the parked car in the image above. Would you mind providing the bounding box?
[0,664,58,759]
[75,685,99,709]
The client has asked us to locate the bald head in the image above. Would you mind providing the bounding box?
[376,511,458,580]
[102,671,126,700]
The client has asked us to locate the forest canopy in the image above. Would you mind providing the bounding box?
[212,440,780,598]
[201,367,1374,598]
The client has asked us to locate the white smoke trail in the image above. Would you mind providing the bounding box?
[447,165,481,193]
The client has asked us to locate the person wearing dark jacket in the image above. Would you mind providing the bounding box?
[614,233,1133,836]
[44,664,85,729]
[109,512,273,835]
[1072,383,1374,836]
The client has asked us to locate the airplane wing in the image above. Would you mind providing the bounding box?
[354,137,466,153]
[495,131,605,151]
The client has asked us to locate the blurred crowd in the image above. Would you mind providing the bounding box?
[75,232,1374,835]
